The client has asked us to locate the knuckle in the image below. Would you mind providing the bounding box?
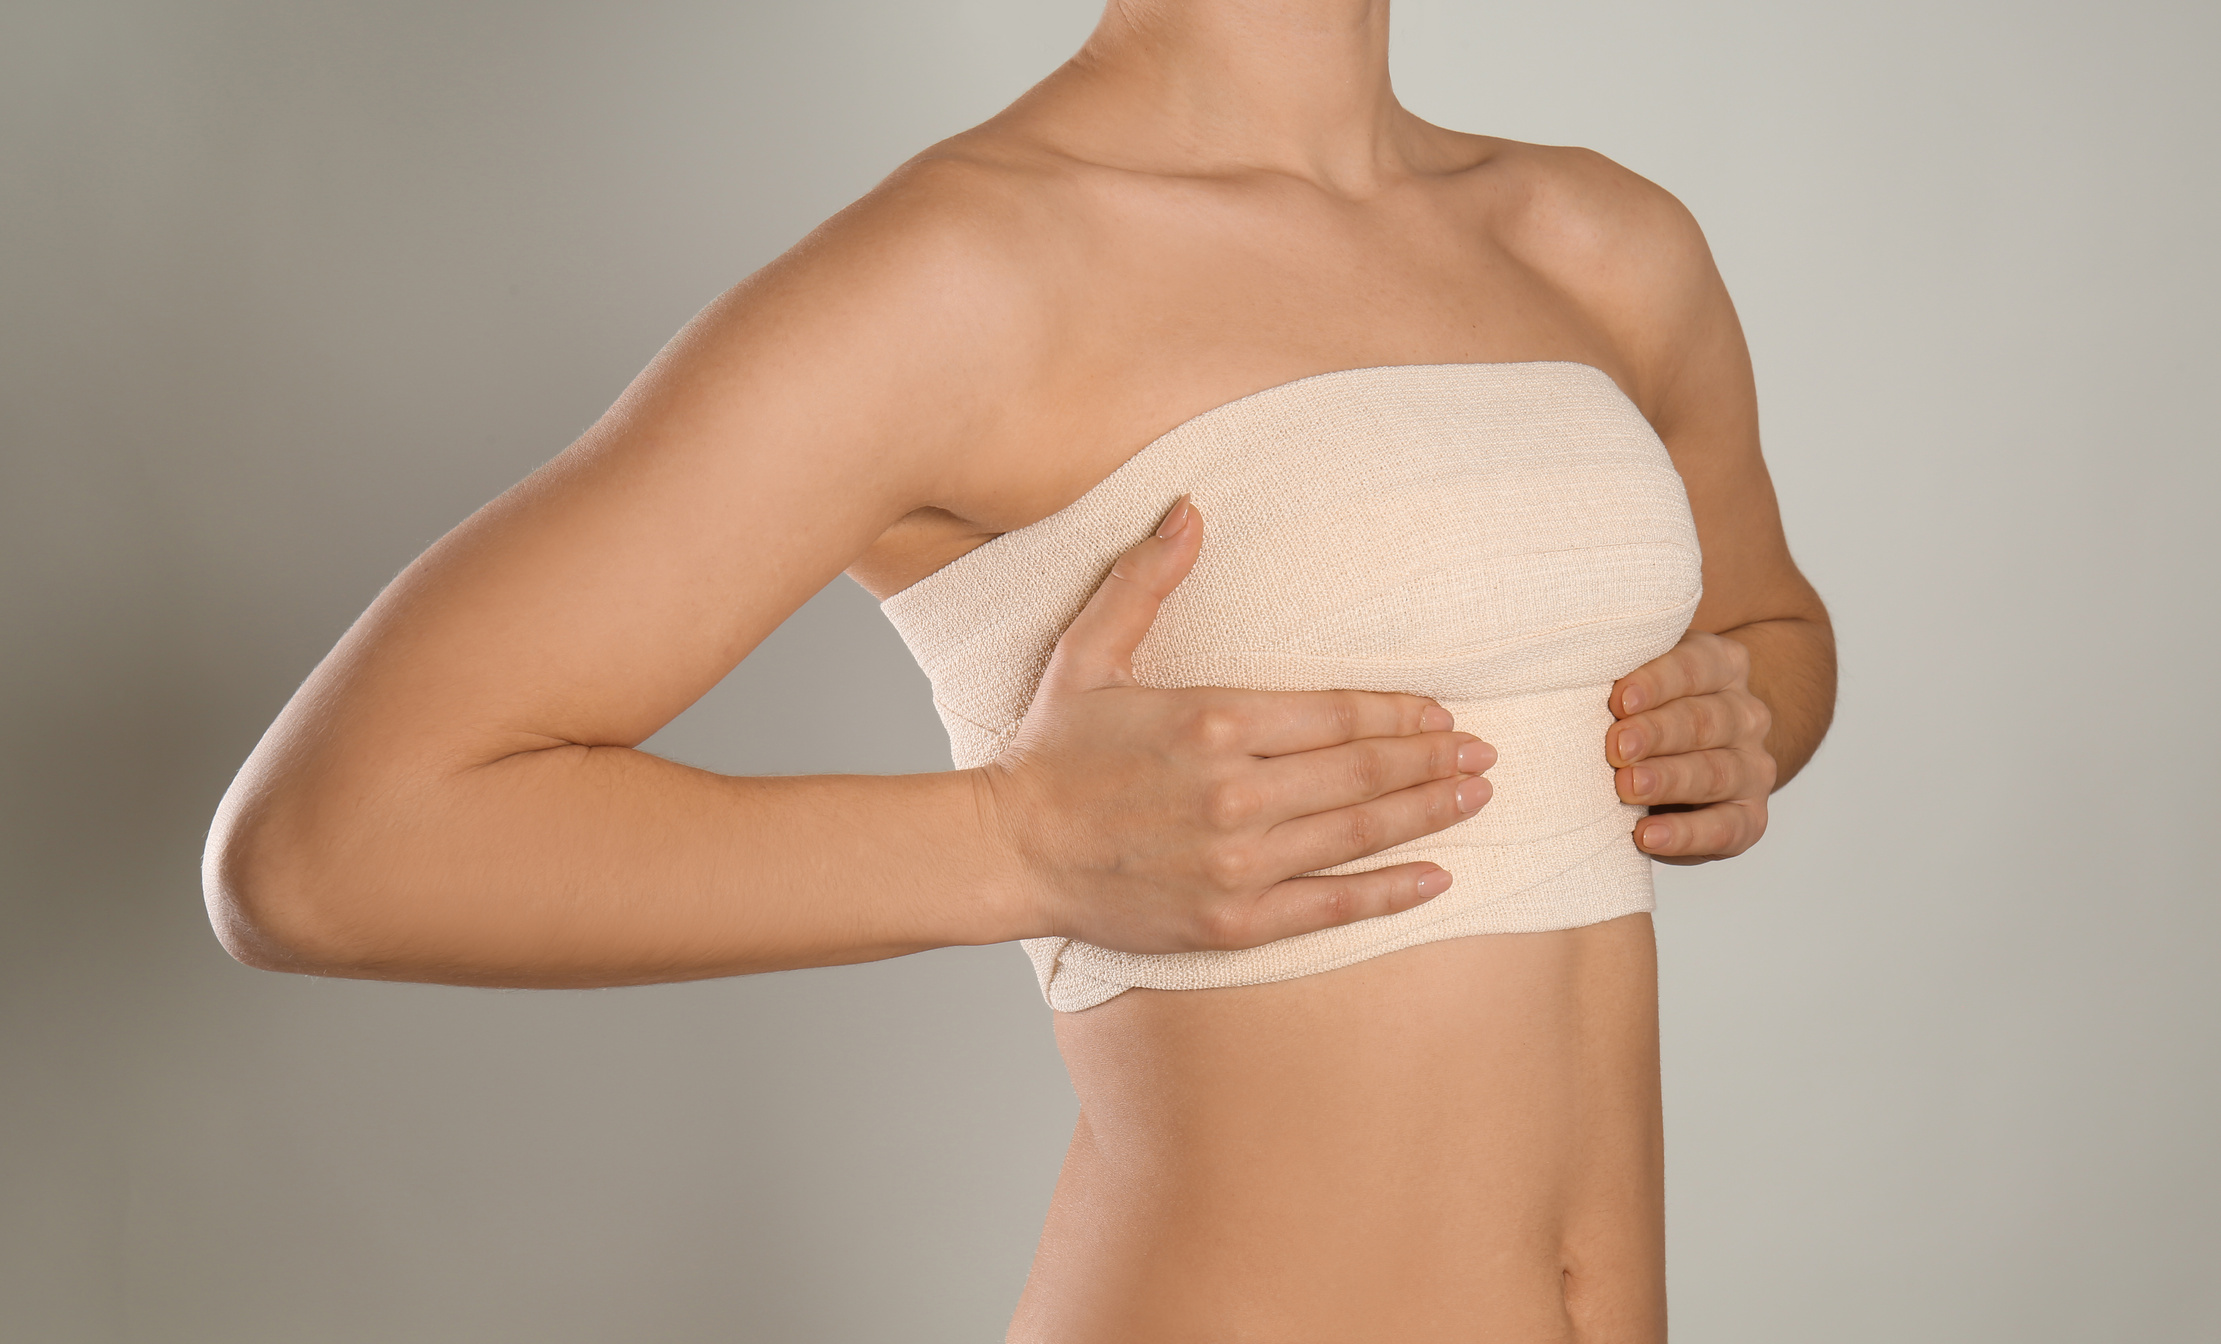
[1327,693,1363,740]
[1743,695,1773,741]
[1700,800,1768,858]
[1346,744,1387,795]
[1752,751,1779,794]
[1187,705,1244,752]
[1692,695,1728,744]
[1670,813,1714,855]
[1194,902,1250,950]
[1201,780,1259,830]
[1672,704,1702,744]
[1315,882,1357,928]
[1341,807,1382,856]
[1201,843,1259,894]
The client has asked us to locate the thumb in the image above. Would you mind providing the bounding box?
[1045,495,1202,690]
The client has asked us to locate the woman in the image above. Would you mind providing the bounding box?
[205,0,1834,1338]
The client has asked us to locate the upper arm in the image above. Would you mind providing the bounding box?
[264,156,1053,779]
[1519,148,1827,636]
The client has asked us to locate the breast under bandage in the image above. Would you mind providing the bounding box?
[879,362,1703,1011]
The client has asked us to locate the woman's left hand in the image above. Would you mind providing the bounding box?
[1607,630,1777,865]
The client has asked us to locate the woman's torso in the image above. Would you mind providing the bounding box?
[1023,918,1663,1341]
[847,124,1685,1341]
[881,360,1699,1015]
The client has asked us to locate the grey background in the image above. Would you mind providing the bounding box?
[4,0,2215,1339]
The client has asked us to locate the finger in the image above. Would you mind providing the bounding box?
[1185,685,1455,756]
[1239,731,1491,824]
[1634,799,1766,862]
[1608,691,1771,766]
[1612,631,1750,718]
[1260,773,1488,879]
[1203,862,1454,949]
[1043,495,1203,690]
[1616,746,1776,807]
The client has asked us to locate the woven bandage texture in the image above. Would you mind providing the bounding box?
[880,362,1703,1011]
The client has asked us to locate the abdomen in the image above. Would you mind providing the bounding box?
[1012,912,1667,1343]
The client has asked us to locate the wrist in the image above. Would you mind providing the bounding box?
[943,764,1057,945]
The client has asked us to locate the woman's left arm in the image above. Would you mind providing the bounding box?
[1560,160,1838,864]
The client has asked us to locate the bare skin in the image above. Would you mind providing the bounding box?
[1027,920,1664,1342]
[204,0,1834,1337]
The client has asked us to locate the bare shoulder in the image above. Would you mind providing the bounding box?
[1479,142,1709,264]
[644,139,1085,504]
[752,141,1074,318]
[721,150,1049,324]
[1461,140,1743,423]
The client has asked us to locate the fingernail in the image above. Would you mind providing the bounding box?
[1622,687,1644,714]
[1415,868,1453,897]
[1420,705,1453,732]
[1155,496,1192,538]
[1640,822,1669,850]
[1618,729,1645,762]
[1456,778,1491,812]
[1629,767,1656,798]
[1456,740,1494,773]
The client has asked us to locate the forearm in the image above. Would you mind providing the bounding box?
[1717,615,1836,787]
[209,747,1032,988]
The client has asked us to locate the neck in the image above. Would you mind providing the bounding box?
[1042,0,1419,191]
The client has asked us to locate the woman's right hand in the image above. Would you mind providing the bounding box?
[977,498,1495,955]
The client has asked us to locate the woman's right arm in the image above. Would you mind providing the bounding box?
[202,164,1491,989]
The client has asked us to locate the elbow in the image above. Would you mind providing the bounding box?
[202,793,375,977]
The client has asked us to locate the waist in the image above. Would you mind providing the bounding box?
[1013,915,1667,1340]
